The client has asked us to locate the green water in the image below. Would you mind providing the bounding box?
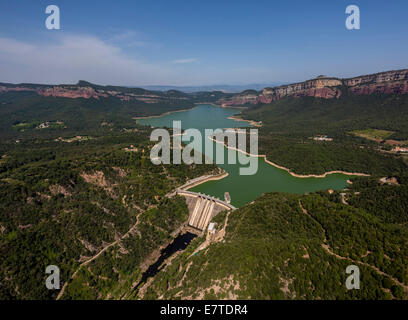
[138,104,350,207]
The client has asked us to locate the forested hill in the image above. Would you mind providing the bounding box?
[0,81,232,140]
[0,129,218,299]
[144,183,408,300]
[242,92,408,139]
[237,92,408,176]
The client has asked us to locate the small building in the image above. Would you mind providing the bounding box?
[207,223,216,240]
[313,135,333,142]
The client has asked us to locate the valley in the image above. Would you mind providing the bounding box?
[1,69,408,300]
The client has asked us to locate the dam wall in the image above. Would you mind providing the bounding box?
[177,190,236,232]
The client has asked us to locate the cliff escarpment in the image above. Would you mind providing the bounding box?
[0,82,186,103]
[219,69,408,106]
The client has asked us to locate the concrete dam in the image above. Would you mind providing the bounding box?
[176,190,236,232]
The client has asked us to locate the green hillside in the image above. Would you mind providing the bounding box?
[1,83,407,301]
[239,93,408,175]
[144,187,408,300]
[0,82,230,140]
[0,129,216,299]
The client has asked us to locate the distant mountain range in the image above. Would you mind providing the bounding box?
[1,69,407,111]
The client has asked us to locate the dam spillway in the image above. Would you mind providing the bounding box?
[177,190,235,231]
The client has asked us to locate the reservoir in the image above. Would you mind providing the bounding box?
[138,104,350,208]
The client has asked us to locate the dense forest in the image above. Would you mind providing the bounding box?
[143,187,408,300]
[0,82,231,140]
[239,92,408,175]
[0,128,217,299]
[138,92,408,300]
[62,196,190,300]
[1,84,407,300]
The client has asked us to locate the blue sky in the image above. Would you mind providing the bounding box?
[0,0,407,86]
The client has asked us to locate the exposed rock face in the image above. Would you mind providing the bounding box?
[1,69,407,105]
[345,69,408,95]
[221,77,342,106]
[0,83,186,104]
[344,69,408,86]
[348,81,408,95]
[36,86,172,103]
[38,86,107,99]
[220,69,408,106]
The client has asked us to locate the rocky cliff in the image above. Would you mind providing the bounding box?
[344,69,408,95]
[1,69,407,106]
[219,69,408,106]
[0,82,186,104]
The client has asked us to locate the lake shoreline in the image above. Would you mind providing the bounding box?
[136,104,369,184]
[133,103,247,122]
[227,115,262,127]
[133,106,198,121]
[179,171,229,191]
[208,137,370,179]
